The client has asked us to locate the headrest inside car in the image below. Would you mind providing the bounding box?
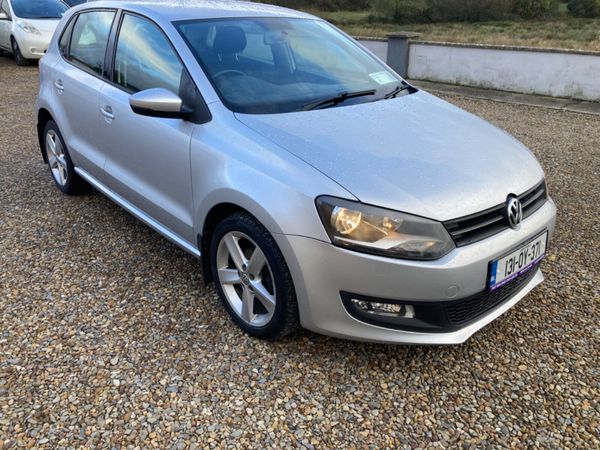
[213,26,247,55]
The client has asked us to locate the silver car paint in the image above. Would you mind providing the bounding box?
[129,88,185,112]
[192,100,355,241]
[59,64,109,182]
[99,82,198,244]
[37,0,557,344]
[236,92,544,221]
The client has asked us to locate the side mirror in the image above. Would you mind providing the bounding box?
[0,12,9,20]
[129,88,192,119]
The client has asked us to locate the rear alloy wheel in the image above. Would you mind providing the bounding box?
[211,212,300,340]
[46,128,68,187]
[11,38,31,66]
[43,120,87,195]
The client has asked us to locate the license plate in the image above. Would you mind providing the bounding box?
[488,231,547,291]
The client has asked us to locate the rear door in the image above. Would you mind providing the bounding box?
[99,13,196,244]
[51,9,116,181]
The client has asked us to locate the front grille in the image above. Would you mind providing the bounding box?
[444,266,539,326]
[444,180,547,247]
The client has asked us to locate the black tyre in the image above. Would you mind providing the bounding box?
[11,38,31,66]
[42,120,88,195]
[210,212,300,340]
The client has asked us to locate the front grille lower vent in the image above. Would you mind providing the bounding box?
[444,180,547,247]
[444,266,538,326]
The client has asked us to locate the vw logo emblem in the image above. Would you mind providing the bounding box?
[240,272,250,286]
[506,196,523,229]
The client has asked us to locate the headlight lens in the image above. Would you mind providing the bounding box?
[316,196,455,260]
[17,20,41,35]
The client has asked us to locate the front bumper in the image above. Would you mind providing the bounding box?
[276,199,556,344]
[15,31,53,59]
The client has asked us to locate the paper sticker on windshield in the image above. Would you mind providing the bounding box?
[369,71,396,85]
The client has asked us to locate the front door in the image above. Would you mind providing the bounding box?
[99,13,196,244]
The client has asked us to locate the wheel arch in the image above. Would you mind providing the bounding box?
[197,189,292,285]
[198,202,255,284]
[195,177,333,285]
[37,108,54,163]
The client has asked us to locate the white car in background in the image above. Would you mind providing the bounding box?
[0,0,68,65]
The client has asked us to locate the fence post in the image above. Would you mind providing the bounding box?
[386,32,420,78]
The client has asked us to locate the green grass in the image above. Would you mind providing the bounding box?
[305,9,600,52]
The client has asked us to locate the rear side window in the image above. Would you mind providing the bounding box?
[69,10,115,76]
[113,14,184,94]
[59,17,75,57]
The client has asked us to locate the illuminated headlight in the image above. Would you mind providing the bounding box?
[17,20,41,35]
[316,196,455,260]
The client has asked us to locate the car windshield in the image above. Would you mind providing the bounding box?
[176,17,404,114]
[11,0,68,19]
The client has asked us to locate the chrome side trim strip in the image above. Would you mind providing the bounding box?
[74,167,201,258]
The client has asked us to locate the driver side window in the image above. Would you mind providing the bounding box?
[113,14,184,95]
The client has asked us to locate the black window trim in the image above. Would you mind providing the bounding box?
[56,7,211,124]
[59,7,119,80]
[105,10,212,124]
[108,10,184,94]
[58,13,76,58]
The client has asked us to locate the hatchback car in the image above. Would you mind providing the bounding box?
[36,0,556,344]
[0,0,68,65]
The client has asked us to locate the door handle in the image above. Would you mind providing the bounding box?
[100,105,115,122]
[54,79,64,94]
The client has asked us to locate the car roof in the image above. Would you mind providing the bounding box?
[77,0,316,21]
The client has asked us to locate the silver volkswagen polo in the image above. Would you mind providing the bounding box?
[36,0,557,344]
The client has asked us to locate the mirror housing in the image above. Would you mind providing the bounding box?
[129,88,192,119]
[0,12,9,20]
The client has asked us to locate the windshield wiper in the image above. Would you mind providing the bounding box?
[302,89,376,111]
[384,83,412,99]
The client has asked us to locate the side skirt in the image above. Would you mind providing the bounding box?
[74,167,201,258]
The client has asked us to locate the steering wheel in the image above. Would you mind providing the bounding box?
[213,69,246,79]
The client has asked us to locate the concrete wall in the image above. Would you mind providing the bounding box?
[408,42,600,101]
[357,38,600,102]
[357,37,388,62]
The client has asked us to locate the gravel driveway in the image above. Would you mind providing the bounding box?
[0,54,598,449]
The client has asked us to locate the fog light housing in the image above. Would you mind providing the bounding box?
[350,299,415,318]
[341,291,447,332]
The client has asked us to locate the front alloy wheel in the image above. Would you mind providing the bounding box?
[217,231,276,327]
[210,212,300,340]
